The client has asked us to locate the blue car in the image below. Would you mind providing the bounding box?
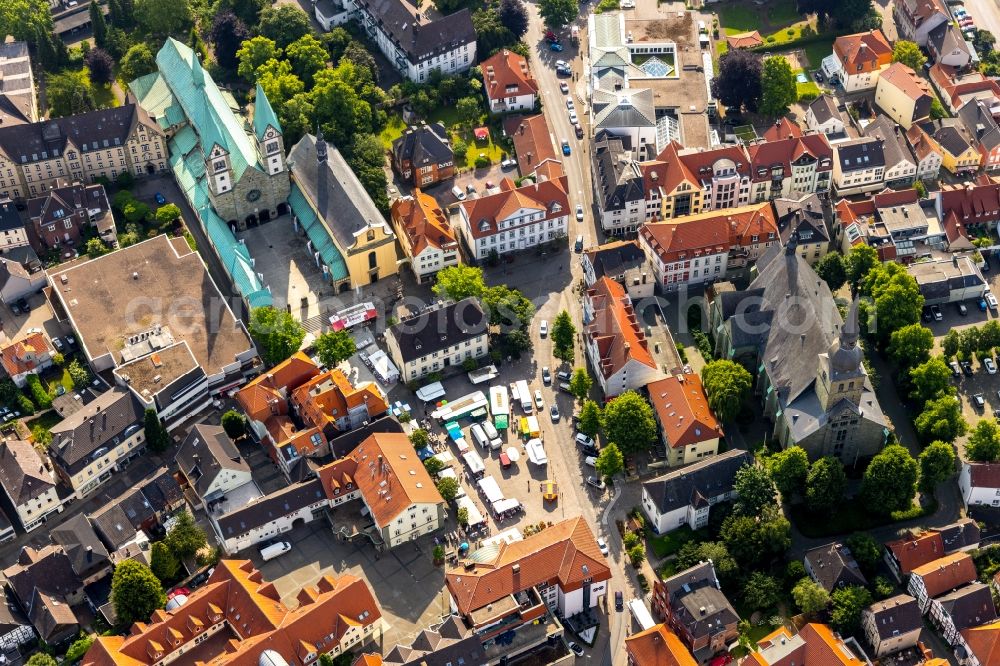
[561,140,571,156]
[550,42,563,52]
[981,298,989,312]
[154,192,166,205]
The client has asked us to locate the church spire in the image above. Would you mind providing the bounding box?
[316,129,327,164]
[841,298,860,349]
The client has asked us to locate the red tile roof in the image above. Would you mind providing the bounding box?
[647,374,723,449]
[0,332,50,378]
[460,173,569,240]
[482,49,538,103]
[911,552,977,597]
[905,123,941,162]
[236,352,320,422]
[929,63,1000,110]
[885,529,946,575]
[647,141,752,198]
[879,62,933,102]
[762,117,803,142]
[747,134,833,183]
[742,624,864,665]
[967,462,1000,488]
[445,517,611,616]
[585,276,657,379]
[503,114,560,176]
[833,30,892,75]
[390,188,456,257]
[640,214,730,265]
[726,31,763,50]
[962,620,1000,665]
[290,369,388,432]
[625,623,697,665]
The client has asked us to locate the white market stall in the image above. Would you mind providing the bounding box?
[526,438,548,465]
[456,495,485,528]
[477,476,505,504]
[365,349,399,384]
[433,450,456,467]
[492,498,521,517]
[462,450,485,478]
[416,381,446,402]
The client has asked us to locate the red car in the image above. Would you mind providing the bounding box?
[167,587,191,600]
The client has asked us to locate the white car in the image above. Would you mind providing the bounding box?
[988,292,998,311]
[986,357,998,375]
[566,98,575,110]
[539,320,548,336]
[584,456,597,467]
[560,81,569,94]
[568,110,578,124]
[597,537,609,557]
[534,389,544,409]
[576,204,584,221]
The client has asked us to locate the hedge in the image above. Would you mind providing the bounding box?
[24,375,52,410]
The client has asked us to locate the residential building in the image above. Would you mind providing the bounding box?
[81,559,383,665]
[129,40,288,308]
[581,239,655,300]
[236,351,321,444]
[709,250,887,464]
[804,542,868,592]
[0,509,11,545]
[50,513,112,586]
[0,40,37,126]
[457,165,569,259]
[773,194,830,265]
[385,298,488,384]
[0,588,34,654]
[919,119,980,175]
[863,116,918,188]
[481,49,538,114]
[747,133,834,201]
[725,31,764,50]
[647,374,724,467]
[503,114,560,178]
[862,594,922,658]
[960,620,1000,666]
[833,138,886,195]
[907,553,978,612]
[640,450,752,534]
[835,188,940,262]
[821,30,893,92]
[48,235,259,428]
[444,517,610,635]
[25,182,115,253]
[907,256,986,305]
[212,477,329,554]
[959,462,1000,509]
[936,176,1000,235]
[316,0,476,82]
[390,122,454,187]
[583,276,664,398]
[0,104,166,202]
[592,131,646,235]
[875,63,934,129]
[928,23,973,69]
[0,199,29,252]
[354,616,493,666]
[763,117,805,144]
[739,623,870,665]
[175,424,255,511]
[625,623,697,666]
[390,189,459,284]
[48,388,145,499]
[905,123,945,180]
[638,214,730,291]
[643,142,753,219]
[805,95,847,137]
[894,0,950,47]
[957,98,1000,172]
[928,63,1000,113]
[0,332,52,387]
[885,529,947,582]
[938,519,982,554]
[652,561,739,661]
[290,368,388,441]
[0,439,62,532]
[289,132,399,290]
[3,545,84,646]
[592,87,658,161]
[928,582,997,648]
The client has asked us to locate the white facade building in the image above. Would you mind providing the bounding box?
[959,462,1000,509]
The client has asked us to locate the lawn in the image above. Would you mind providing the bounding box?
[646,526,707,558]
[802,37,836,70]
[92,82,119,110]
[44,367,74,396]
[719,0,803,35]
[719,4,759,35]
[767,0,802,25]
[26,410,63,433]
[793,69,821,99]
[379,111,506,169]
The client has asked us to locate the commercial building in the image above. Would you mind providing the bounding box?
[481,49,538,114]
[592,131,647,235]
[580,239,654,300]
[832,138,886,195]
[47,234,259,429]
[746,132,834,201]
[835,188,941,262]
[642,142,753,220]
[646,374,723,467]
[935,176,1000,236]
[625,624,697,666]
[385,298,488,384]
[863,116,919,188]
[390,189,459,284]
[957,98,1000,172]
[907,255,986,305]
[0,439,63,532]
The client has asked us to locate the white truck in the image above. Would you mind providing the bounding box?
[259,541,292,562]
[514,380,532,413]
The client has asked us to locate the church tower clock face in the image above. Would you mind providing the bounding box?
[246,189,262,202]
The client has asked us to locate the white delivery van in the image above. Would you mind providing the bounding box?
[260,541,292,562]
[482,421,503,449]
[470,423,490,450]
[515,380,533,412]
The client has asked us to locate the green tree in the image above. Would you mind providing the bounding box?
[0,0,55,45]
[845,532,882,575]
[65,634,96,662]
[830,585,873,635]
[278,92,315,146]
[538,0,577,28]
[577,399,601,437]
[909,357,955,405]
[569,368,592,402]
[144,408,170,453]
[760,55,797,115]
[862,263,924,343]
[208,11,249,71]
[551,310,576,363]
[805,456,847,515]
[257,58,305,107]
[919,440,957,492]
[47,71,96,118]
[845,245,878,292]
[814,252,847,292]
[220,410,247,440]
[236,36,280,83]
[26,656,58,666]
[743,572,781,611]
[165,510,206,560]
[436,476,459,501]
[257,5,311,49]
[124,200,151,224]
[888,324,934,370]
[966,418,1000,462]
[482,285,534,331]
[86,238,108,259]
[286,33,328,87]
[711,48,763,113]
[792,577,830,613]
[433,265,486,301]
[472,7,517,56]
[32,425,52,448]
[249,306,306,366]
[111,560,165,629]
[701,359,752,422]
[595,442,624,479]
[601,391,656,455]
[861,444,919,514]
[498,0,529,38]
[456,96,482,129]
[733,464,777,516]
[120,43,157,85]
[90,0,108,46]
[627,543,646,567]
[720,508,790,566]
[323,27,352,62]
[150,541,180,582]
[346,133,390,215]
[456,506,469,526]
[914,394,967,444]
[423,456,444,475]
[892,40,927,71]
[155,203,180,226]
[67,359,91,389]
[409,428,429,449]
[766,446,809,498]
[314,330,356,368]
[135,0,192,38]
[930,98,947,120]
[676,541,739,585]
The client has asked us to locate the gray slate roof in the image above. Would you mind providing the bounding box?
[0,200,24,233]
[0,105,148,165]
[593,88,656,129]
[929,22,971,59]
[0,588,30,634]
[804,542,868,592]
[809,95,842,125]
[392,123,452,169]
[3,546,82,610]
[388,298,487,364]
[176,424,249,499]
[921,118,973,157]
[864,115,916,171]
[939,518,981,553]
[383,615,485,665]
[353,0,475,61]
[216,478,326,538]
[642,449,752,515]
[0,439,53,506]
[773,195,830,246]
[836,137,886,172]
[958,98,1000,151]
[934,582,997,632]
[288,133,391,252]
[866,594,922,640]
[50,513,111,581]
[89,503,138,551]
[662,562,739,642]
[592,131,644,212]
[584,240,648,283]
[49,388,144,477]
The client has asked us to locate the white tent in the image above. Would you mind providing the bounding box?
[462,450,485,477]
[456,495,485,527]
[433,450,455,466]
[477,476,504,504]
[492,498,521,515]
[526,438,548,465]
[367,349,399,383]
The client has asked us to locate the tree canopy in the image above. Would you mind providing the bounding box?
[150,541,180,583]
[861,263,924,344]
[595,442,624,479]
[831,585,873,635]
[286,33,329,87]
[209,11,249,71]
[165,510,207,560]
[814,253,847,292]
[733,464,777,516]
[144,409,169,453]
[701,360,752,422]
[760,55,797,116]
[434,265,486,301]
[47,71,96,119]
[249,306,306,366]
[120,43,157,84]
[909,357,955,406]
[861,444,918,514]
[577,400,602,438]
[569,368,592,402]
[135,0,192,39]
[792,577,830,613]
[498,0,529,38]
[767,446,809,498]
[966,418,1000,462]
[919,440,957,492]
[112,560,165,629]
[914,394,968,444]
[237,36,281,83]
[221,410,247,440]
[601,391,656,455]
[538,0,577,28]
[892,40,927,71]
[256,5,311,49]
[551,310,576,363]
[888,324,934,370]
[711,50,762,114]
[314,330,357,368]
[845,245,878,292]
[805,456,847,515]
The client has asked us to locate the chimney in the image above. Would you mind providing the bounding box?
[86,546,93,562]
